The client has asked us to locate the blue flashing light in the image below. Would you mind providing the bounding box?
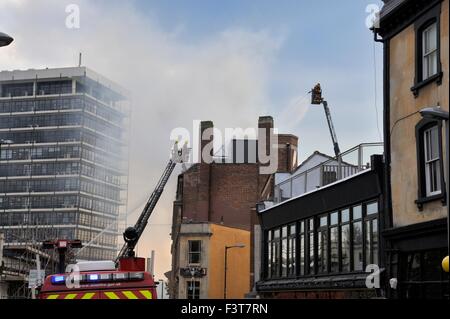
[88,274,99,281]
[51,275,65,284]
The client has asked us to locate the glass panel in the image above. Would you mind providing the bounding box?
[274,229,280,239]
[188,240,201,264]
[289,224,296,236]
[320,215,328,227]
[424,23,437,53]
[366,202,378,215]
[430,126,439,159]
[267,239,272,278]
[429,51,438,76]
[353,221,363,271]
[341,224,351,272]
[300,233,305,275]
[365,220,372,266]
[187,281,200,299]
[273,240,280,277]
[341,209,350,223]
[282,226,288,238]
[318,230,328,273]
[288,237,296,277]
[406,253,421,281]
[309,232,314,274]
[279,181,292,201]
[353,205,362,220]
[330,212,338,225]
[281,237,288,277]
[330,226,339,272]
[372,219,378,266]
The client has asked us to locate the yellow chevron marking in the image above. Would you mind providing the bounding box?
[139,290,153,299]
[81,293,96,299]
[104,292,120,299]
[46,294,59,299]
[122,291,138,299]
[64,293,78,299]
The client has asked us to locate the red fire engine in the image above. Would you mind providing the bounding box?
[38,143,187,299]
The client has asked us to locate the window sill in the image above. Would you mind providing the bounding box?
[411,72,443,97]
[415,193,446,210]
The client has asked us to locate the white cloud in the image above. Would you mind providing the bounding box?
[1,0,283,279]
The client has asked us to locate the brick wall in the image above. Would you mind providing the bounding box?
[181,163,259,231]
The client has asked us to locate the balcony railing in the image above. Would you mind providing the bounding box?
[274,143,383,203]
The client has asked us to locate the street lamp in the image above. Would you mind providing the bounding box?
[224,243,245,299]
[0,32,14,47]
[420,107,450,296]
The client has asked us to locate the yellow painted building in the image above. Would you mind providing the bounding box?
[376,0,449,299]
[170,222,250,299]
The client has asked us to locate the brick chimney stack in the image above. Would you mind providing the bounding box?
[258,116,274,160]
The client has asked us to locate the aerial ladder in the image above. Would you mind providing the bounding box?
[115,141,189,264]
[38,142,189,299]
[310,83,341,158]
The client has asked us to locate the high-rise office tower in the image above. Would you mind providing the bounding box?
[0,67,129,261]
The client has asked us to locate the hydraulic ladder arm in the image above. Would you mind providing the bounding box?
[311,83,341,158]
[115,142,188,263]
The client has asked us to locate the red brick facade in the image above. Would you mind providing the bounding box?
[175,116,298,231]
[168,116,298,297]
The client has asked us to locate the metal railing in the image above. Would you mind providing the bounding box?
[274,143,383,203]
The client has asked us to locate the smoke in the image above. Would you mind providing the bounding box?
[0,0,283,279]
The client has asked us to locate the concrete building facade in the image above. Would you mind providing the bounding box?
[0,67,129,261]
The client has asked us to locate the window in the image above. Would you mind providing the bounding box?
[187,281,200,299]
[272,229,281,277]
[330,212,339,273]
[299,221,305,275]
[267,228,281,278]
[422,23,438,80]
[281,226,288,277]
[424,125,442,196]
[365,202,379,266]
[412,4,442,96]
[307,218,315,275]
[267,231,272,278]
[287,224,296,277]
[401,249,449,299]
[265,200,379,279]
[341,209,351,272]
[352,205,363,271]
[317,215,328,273]
[416,119,445,206]
[188,240,202,265]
